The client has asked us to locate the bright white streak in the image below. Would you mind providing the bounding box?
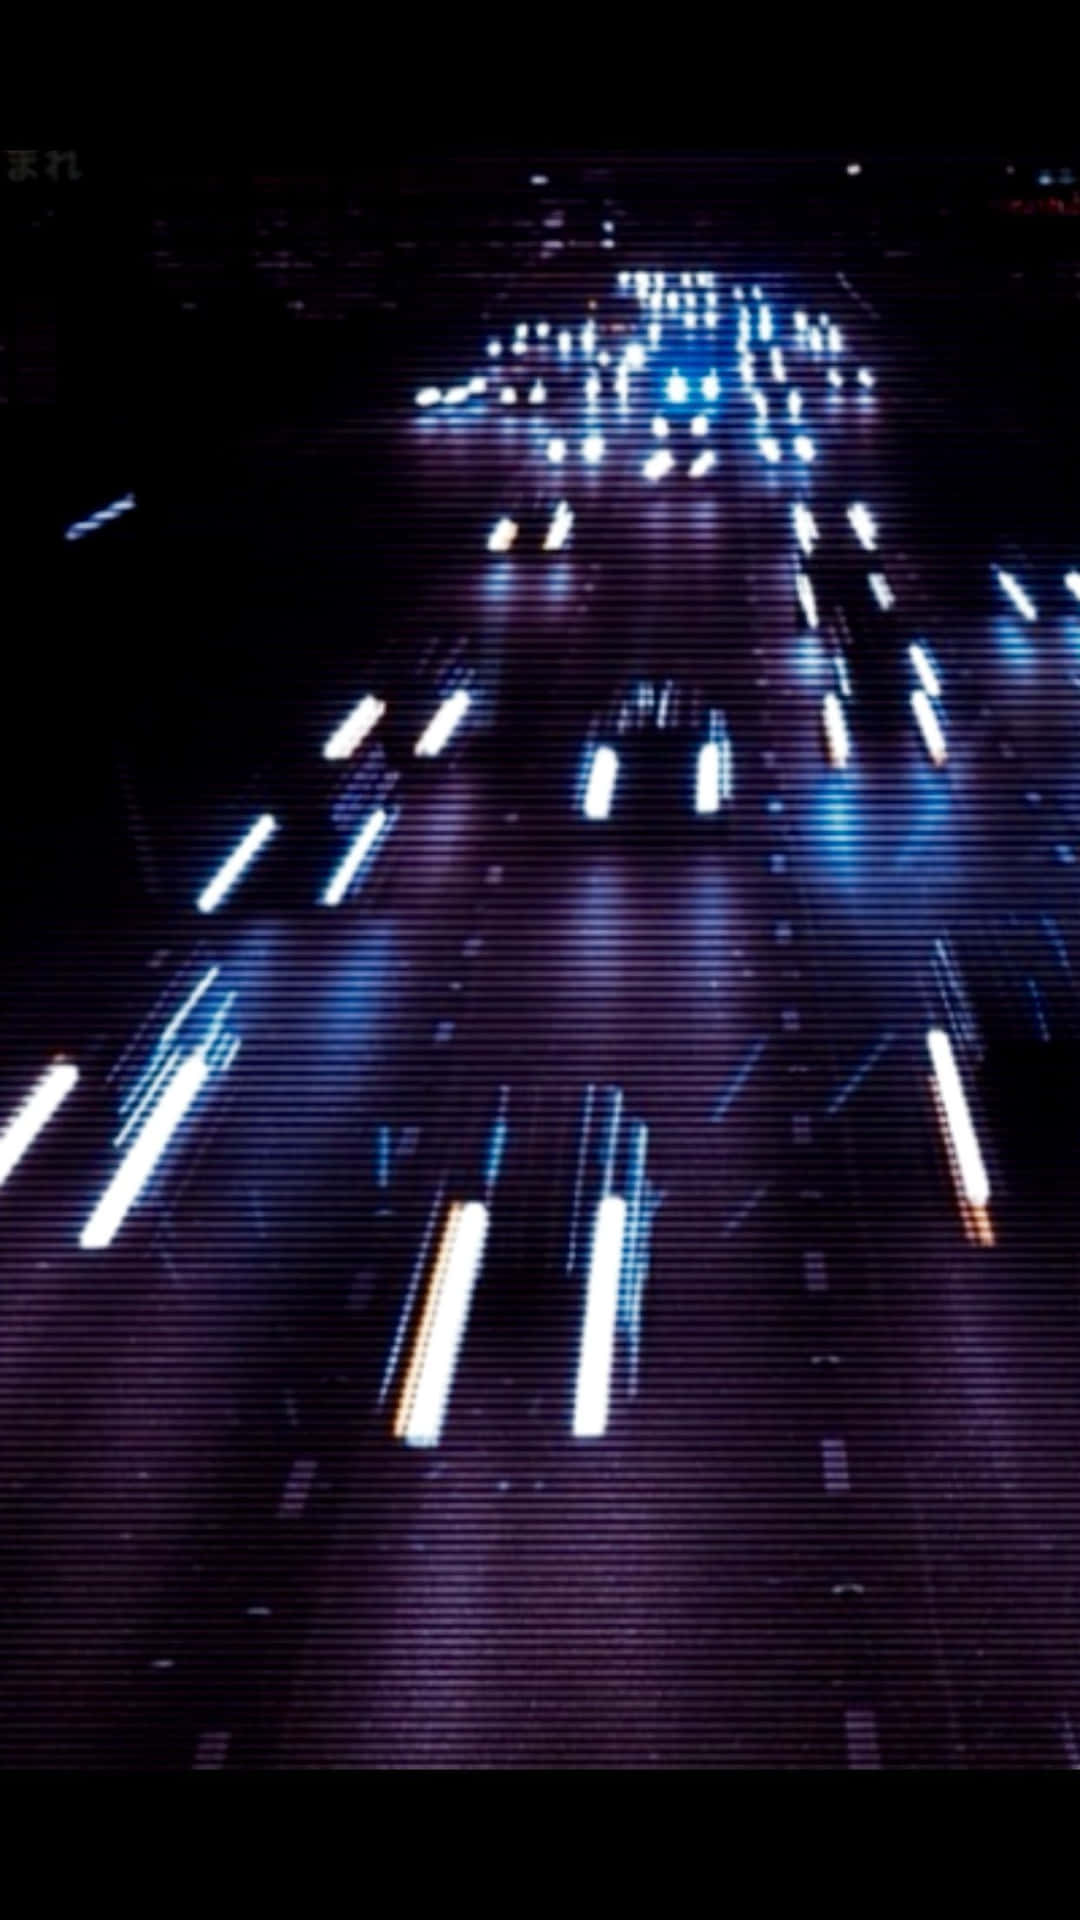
[323,692,386,761]
[547,438,567,464]
[196,813,278,914]
[1065,571,1080,603]
[689,450,716,477]
[414,688,471,759]
[543,502,574,551]
[80,1051,208,1249]
[415,387,441,407]
[584,745,618,818]
[793,502,819,556]
[911,688,948,767]
[869,571,895,610]
[695,742,720,814]
[927,1027,990,1209]
[643,448,674,481]
[796,571,819,629]
[0,1058,80,1191]
[847,502,877,551]
[651,414,670,439]
[822,691,851,768]
[759,436,782,464]
[818,695,845,768]
[582,433,605,464]
[788,389,803,420]
[321,806,390,906]
[690,413,708,437]
[909,643,941,700]
[394,1200,489,1447]
[488,516,519,552]
[995,568,1037,622]
[572,1194,626,1439]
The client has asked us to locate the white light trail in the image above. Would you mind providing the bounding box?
[857,367,875,389]
[651,414,670,438]
[909,643,941,700]
[443,384,470,405]
[759,436,782,464]
[847,502,878,551]
[80,1050,208,1250]
[528,379,547,404]
[584,744,618,818]
[0,1058,80,1192]
[788,389,803,420]
[643,448,674,481]
[1065,570,1080,603]
[828,325,843,353]
[869,571,895,610]
[995,567,1038,622]
[64,493,136,543]
[666,371,689,403]
[927,1026,990,1210]
[585,371,601,402]
[793,502,819,556]
[393,1200,490,1447]
[626,342,646,370]
[822,691,850,768]
[196,812,278,915]
[793,433,816,462]
[323,692,387,762]
[770,347,786,382]
[582,433,605,465]
[690,413,709,437]
[752,389,769,421]
[488,515,519,552]
[796,570,819,628]
[558,329,572,354]
[702,371,720,401]
[415,387,442,407]
[911,688,948,767]
[543,501,574,551]
[695,741,721,814]
[689,449,716,477]
[827,368,844,390]
[794,310,808,331]
[487,338,502,357]
[758,305,773,341]
[321,806,390,907]
[572,1194,626,1439]
[547,437,567,464]
[536,320,551,339]
[414,687,471,759]
[499,386,517,405]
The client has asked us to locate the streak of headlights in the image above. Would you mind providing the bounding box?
[80,1050,211,1250]
[414,688,471,759]
[0,1057,80,1191]
[572,1194,626,1439]
[911,688,948,767]
[392,1199,490,1447]
[583,744,618,818]
[323,692,387,762]
[321,806,391,906]
[822,691,851,768]
[196,813,278,915]
[994,566,1038,622]
[926,1026,993,1243]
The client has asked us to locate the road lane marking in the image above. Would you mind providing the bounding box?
[711,1035,769,1122]
[822,1436,851,1495]
[804,1249,828,1293]
[825,1030,896,1120]
[278,1457,318,1520]
[844,1707,882,1769]
[193,1730,231,1770]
